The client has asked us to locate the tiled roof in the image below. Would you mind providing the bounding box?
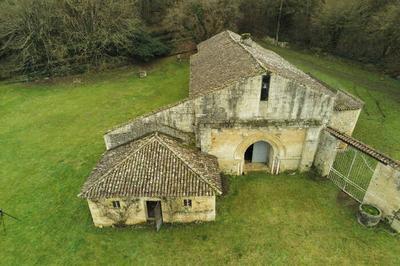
[190,30,363,111]
[190,31,264,98]
[326,127,400,170]
[334,91,364,111]
[79,133,222,199]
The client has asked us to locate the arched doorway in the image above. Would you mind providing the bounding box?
[243,141,273,173]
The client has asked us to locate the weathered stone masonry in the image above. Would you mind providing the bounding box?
[88,196,216,227]
[82,30,369,227]
[105,71,341,174]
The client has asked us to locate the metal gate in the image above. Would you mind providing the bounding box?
[328,145,377,202]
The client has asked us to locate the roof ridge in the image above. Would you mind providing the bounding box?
[78,134,158,197]
[105,97,192,133]
[154,134,222,194]
[336,88,365,105]
[226,31,267,74]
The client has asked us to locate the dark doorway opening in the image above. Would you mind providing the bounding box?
[244,141,269,164]
[244,144,254,162]
[243,141,272,174]
[146,201,161,220]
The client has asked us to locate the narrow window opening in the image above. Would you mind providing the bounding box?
[260,75,270,101]
[183,199,192,207]
[112,201,121,208]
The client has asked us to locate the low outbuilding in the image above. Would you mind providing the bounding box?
[79,132,222,227]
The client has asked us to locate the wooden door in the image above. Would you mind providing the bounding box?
[154,201,163,231]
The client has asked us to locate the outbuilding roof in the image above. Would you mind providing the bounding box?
[79,133,222,199]
[190,30,363,111]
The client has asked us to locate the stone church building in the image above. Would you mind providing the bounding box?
[79,30,363,227]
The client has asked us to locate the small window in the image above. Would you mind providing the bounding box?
[260,75,270,101]
[183,199,192,207]
[112,201,121,208]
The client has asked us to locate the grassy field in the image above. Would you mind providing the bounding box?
[1,48,400,265]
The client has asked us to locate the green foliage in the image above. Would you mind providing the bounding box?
[137,0,175,25]
[163,0,239,42]
[361,204,381,216]
[130,31,170,62]
[1,0,400,78]
[0,0,140,79]
[237,0,321,39]
[237,0,400,75]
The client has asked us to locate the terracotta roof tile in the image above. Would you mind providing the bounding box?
[79,133,222,199]
[189,31,264,98]
[334,91,364,111]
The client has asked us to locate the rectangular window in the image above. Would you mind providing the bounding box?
[260,75,270,101]
[183,199,192,207]
[112,201,121,208]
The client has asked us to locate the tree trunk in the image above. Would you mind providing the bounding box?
[275,0,284,44]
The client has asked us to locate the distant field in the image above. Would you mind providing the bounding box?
[1,50,399,265]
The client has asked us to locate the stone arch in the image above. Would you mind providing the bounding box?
[234,133,286,174]
[244,141,272,164]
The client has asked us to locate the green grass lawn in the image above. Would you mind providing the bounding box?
[1,50,400,265]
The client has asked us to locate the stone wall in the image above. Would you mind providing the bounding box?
[313,131,339,176]
[161,196,216,223]
[193,76,265,121]
[363,163,400,230]
[88,198,147,227]
[104,100,195,150]
[191,73,335,169]
[200,126,318,174]
[299,127,323,171]
[193,74,335,123]
[266,75,334,123]
[87,196,216,227]
[329,109,361,135]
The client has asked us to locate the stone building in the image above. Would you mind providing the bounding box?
[80,30,364,227]
[79,133,222,227]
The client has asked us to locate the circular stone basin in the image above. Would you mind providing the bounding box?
[357,203,382,227]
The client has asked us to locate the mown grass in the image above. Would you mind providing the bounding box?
[1,50,400,265]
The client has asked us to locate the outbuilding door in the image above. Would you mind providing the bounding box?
[154,202,163,231]
[146,200,163,231]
